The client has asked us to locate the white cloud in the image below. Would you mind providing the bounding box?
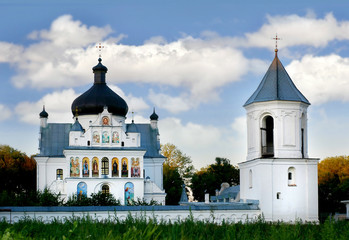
[159,117,246,169]
[0,14,253,113]
[241,12,349,49]
[0,104,12,121]
[286,54,349,104]
[15,89,78,125]
[148,90,194,114]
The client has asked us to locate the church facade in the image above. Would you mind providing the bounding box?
[34,58,166,205]
[239,48,319,222]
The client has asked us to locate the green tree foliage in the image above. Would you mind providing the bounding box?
[161,143,194,205]
[163,164,183,205]
[0,145,36,194]
[191,157,239,202]
[318,156,349,218]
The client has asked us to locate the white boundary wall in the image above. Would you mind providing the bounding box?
[0,207,261,224]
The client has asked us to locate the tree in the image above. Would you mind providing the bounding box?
[318,156,349,217]
[191,157,239,202]
[0,145,36,194]
[161,143,194,205]
[161,143,194,179]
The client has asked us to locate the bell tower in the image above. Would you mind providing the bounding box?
[239,44,318,222]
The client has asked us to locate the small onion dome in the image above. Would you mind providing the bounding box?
[150,108,159,120]
[71,58,128,117]
[39,106,48,118]
[71,118,84,132]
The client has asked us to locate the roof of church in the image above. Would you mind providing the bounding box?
[37,123,164,159]
[150,108,159,121]
[71,119,84,132]
[71,58,128,117]
[244,51,310,106]
[38,123,72,157]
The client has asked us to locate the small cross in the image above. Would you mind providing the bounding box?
[273,34,281,51]
[75,106,79,118]
[95,42,105,58]
[131,110,135,123]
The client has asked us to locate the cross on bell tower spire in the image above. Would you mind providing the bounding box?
[273,34,281,56]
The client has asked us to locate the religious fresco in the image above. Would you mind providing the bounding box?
[102,116,109,126]
[121,158,128,177]
[102,131,109,143]
[112,157,119,177]
[112,131,120,143]
[131,158,140,177]
[77,182,87,197]
[93,131,100,143]
[124,182,134,205]
[82,157,89,177]
[92,157,99,177]
[70,157,80,177]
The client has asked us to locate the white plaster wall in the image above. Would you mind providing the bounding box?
[0,209,261,224]
[65,178,144,205]
[244,101,309,161]
[239,158,318,222]
[144,158,165,190]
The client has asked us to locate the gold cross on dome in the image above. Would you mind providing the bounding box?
[95,42,105,58]
[273,34,281,51]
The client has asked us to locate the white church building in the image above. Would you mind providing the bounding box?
[239,48,319,222]
[34,58,166,205]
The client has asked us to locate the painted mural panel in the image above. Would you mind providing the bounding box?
[121,158,128,177]
[131,158,140,177]
[112,157,119,177]
[70,157,80,177]
[92,157,99,177]
[112,131,120,143]
[102,131,110,143]
[77,182,87,197]
[82,157,89,177]
[93,131,100,143]
[124,182,134,205]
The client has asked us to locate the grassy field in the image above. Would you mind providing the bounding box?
[0,216,348,240]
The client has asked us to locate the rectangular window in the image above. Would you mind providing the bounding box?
[56,169,63,180]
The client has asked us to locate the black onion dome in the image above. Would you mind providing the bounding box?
[39,106,48,118]
[150,108,159,120]
[71,58,128,117]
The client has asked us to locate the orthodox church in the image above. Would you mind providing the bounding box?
[239,47,319,222]
[34,58,166,205]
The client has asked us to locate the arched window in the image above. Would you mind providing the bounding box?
[56,169,63,180]
[288,167,296,186]
[261,116,274,157]
[249,169,252,188]
[101,157,109,175]
[112,158,119,177]
[101,184,109,195]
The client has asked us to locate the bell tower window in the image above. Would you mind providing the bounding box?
[261,116,274,157]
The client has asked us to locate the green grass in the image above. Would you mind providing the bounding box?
[0,216,348,240]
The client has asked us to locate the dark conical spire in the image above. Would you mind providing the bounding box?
[39,105,48,118]
[92,58,108,84]
[244,51,310,106]
[150,108,159,120]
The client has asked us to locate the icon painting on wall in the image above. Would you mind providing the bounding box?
[125,182,134,205]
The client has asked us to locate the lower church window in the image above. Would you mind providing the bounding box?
[101,184,109,195]
[56,169,63,180]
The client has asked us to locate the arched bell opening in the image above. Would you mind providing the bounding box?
[261,115,274,157]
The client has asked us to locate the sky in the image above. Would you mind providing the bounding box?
[1,0,349,169]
